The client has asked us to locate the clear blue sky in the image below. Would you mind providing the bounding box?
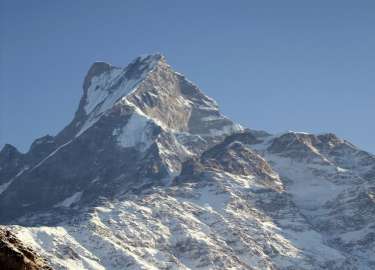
[1,1,374,154]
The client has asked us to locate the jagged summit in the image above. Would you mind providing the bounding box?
[80,53,166,116]
[83,53,165,94]
[57,53,240,143]
[0,53,241,222]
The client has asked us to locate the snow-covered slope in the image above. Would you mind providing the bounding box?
[248,131,375,269]
[10,172,348,270]
[1,54,374,269]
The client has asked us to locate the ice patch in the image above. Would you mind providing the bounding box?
[0,179,14,195]
[114,113,154,151]
[209,123,243,137]
[337,167,348,173]
[54,192,83,208]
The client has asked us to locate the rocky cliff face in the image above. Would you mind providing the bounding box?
[0,227,52,270]
[0,54,374,269]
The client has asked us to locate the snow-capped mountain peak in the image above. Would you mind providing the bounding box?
[0,54,241,223]
[82,54,165,115]
[60,53,241,141]
[1,54,375,269]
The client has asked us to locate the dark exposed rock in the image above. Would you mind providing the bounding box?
[0,227,51,270]
[0,144,26,186]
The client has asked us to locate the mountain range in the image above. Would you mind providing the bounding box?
[1,54,374,270]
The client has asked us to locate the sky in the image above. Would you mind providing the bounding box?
[1,0,374,154]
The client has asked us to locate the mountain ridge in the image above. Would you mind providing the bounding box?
[1,54,374,269]
[0,54,241,223]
